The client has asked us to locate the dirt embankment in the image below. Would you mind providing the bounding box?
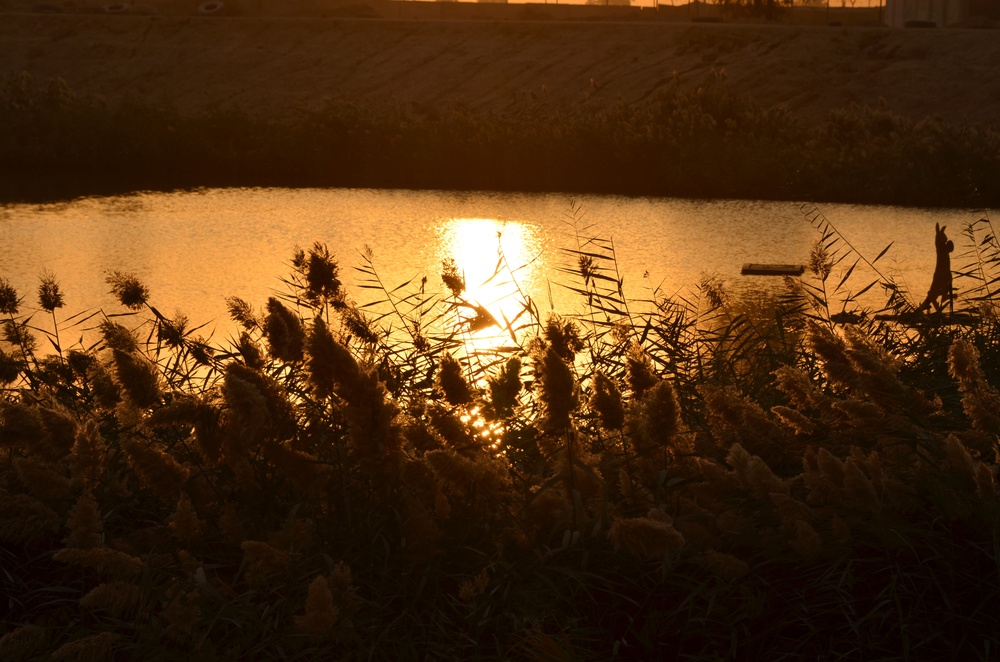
[2,11,999,129]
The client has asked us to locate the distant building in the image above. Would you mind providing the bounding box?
[885,0,975,26]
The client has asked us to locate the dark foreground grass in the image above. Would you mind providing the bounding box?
[1,206,999,660]
[2,70,999,206]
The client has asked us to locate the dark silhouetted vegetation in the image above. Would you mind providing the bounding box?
[2,70,998,206]
[1,206,999,660]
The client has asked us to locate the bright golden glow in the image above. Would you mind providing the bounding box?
[437,218,541,450]
[436,217,542,348]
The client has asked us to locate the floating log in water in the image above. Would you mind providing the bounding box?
[740,263,805,276]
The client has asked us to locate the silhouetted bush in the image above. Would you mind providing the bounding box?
[1,69,998,205]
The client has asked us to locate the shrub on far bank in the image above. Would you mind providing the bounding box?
[1,70,998,206]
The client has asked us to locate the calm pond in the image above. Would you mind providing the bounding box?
[0,187,990,345]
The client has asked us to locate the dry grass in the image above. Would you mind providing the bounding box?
[1,208,998,659]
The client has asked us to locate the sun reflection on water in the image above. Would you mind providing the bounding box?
[436,218,543,451]
[436,217,543,350]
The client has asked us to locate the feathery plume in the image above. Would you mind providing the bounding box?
[459,568,491,602]
[0,494,61,545]
[808,240,833,281]
[843,457,879,512]
[65,490,103,549]
[305,316,358,399]
[169,494,204,543]
[0,402,44,451]
[437,352,473,406]
[489,356,522,418]
[770,405,815,435]
[241,540,291,586]
[441,258,465,297]
[14,457,71,504]
[263,297,305,363]
[0,346,21,385]
[608,516,685,558]
[233,331,265,369]
[71,419,106,490]
[37,271,64,311]
[699,273,729,310]
[226,296,258,330]
[112,349,161,409]
[161,585,201,642]
[79,581,141,616]
[634,380,681,453]
[299,242,344,307]
[543,315,584,362]
[36,406,77,461]
[121,437,189,501]
[789,519,823,560]
[948,338,984,387]
[0,626,47,661]
[534,345,577,434]
[49,632,119,662]
[222,369,268,433]
[105,270,149,310]
[53,546,143,578]
[626,342,658,398]
[340,305,379,345]
[295,576,340,636]
[806,324,855,390]
[698,551,749,581]
[591,371,625,431]
[0,277,20,315]
[99,320,138,353]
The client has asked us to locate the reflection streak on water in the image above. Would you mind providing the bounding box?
[436,217,542,355]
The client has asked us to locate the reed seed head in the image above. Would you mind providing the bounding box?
[264,297,305,363]
[543,315,584,362]
[53,546,143,578]
[0,347,21,385]
[79,581,141,617]
[241,540,292,586]
[306,315,359,399]
[0,627,47,661]
[608,516,685,558]
[295,576,340,636]
[49,632,119,662]
[488,356,522,418]
[121,437,188,501]
[301,242,343,307]
[65,490,103,549]
[0,277,20,315]
[37,271,64,312]
[441,258,466,297]
[636,380,681,451]
[112,349,161,409]
[808,240,833,281]
[0,494,61,546]
[591,370,625,431]
[535,344,577,434]
[437,352,473,406]
[948,338,984,387]
[626,342,658,398]
[226,296,259,330]
[105,270,149,311]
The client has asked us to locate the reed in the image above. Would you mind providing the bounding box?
[0,206,997,660]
